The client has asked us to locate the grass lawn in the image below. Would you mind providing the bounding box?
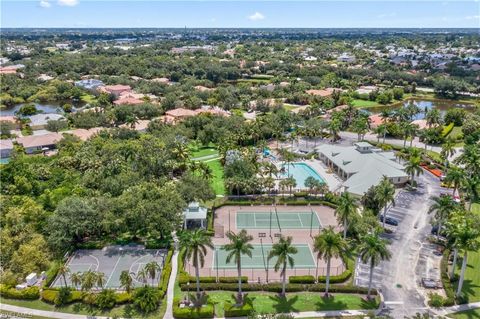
[205,159,225,196]
[454,203,480,302]
[351,99,380,108]
[191,147,219,160]
[181,291,378,317]
[449,308,480,319]
[80,93,96,104]
[449,126,463,139]
[1,297,166,319]
[0,310,52,319]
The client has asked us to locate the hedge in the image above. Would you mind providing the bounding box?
[173,298,215,319]
[440,249,456,306]
[0,285,40,300]
[159,248,175,297]
[41,289,83,304]
[179,282,375,294]
[224,300,254,317]
[179,275,248,285]
[43,261,61,288]
[289,276,315,284]
[115,292,132,304]
[318,269,352,283]
[441,123,455,137]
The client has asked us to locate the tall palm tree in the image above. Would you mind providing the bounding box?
[80,270,97,293]
[144,261,161,287]
[222,230,254,302]
[57,265,70,288]
[461,176,480,212]
[444,166,465,198]
[455,144,480,178]
[313,226,348,296]
[452,213,480,297]
[404,156,423,185]
[428,195,457,238]
[136,269,149,287]
[379,110,391,143]
[441,138,456,166]
[181,229,214,298]
[328,119,341,142]
[425,109,442,127]
[335,192,359,239]
[70,272,82,290]
[95,272,106,290]
[267,236,298,297]
[358,232,391,299]
[119,270,133,293]
[375,176,396,229]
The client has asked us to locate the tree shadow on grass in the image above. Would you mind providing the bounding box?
[456,279,480,303]
[268,294,299,313]
[360,297,379,310]
[313,295,348,311]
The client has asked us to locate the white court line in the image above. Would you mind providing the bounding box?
[297,213,304,228]
[89,254,100,271]
[105,256,122,288]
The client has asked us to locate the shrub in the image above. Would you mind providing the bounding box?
[0,285,39,300]
[95,289,116,309]
[173,298,215,319]
[133,287,162,313]
[428,293,445,308]
[289,276,315,284]
[43,261,61,288]
[179,275,248,285]
[441,123,455,137]
[41,289,58,304]
[55,287,72,306]
[318,269,352,283]
[224,300,254,317]
[115,292,133,304]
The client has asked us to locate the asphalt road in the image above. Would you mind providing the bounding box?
[355,171,445,317]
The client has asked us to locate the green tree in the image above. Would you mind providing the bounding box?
[120,270,134,293]
[404,156,423,185]
[428,195,457,238]
[70,272,82,290]
[222,230,254,302]
[134,286,161,313]
[444,166,465,198]
[375,176,396,229]
[335,192,359,239]
[57,265,70,288]
[144,261,161,287]
[313,226,348,296]
[267,236,298,296]
[180,229,214,298]
[358,232,391,299]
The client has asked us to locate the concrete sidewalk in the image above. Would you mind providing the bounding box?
[433,301,480,316]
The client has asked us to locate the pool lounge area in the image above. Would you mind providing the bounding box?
[280,162,326,188]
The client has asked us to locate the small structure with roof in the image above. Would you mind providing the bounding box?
[28,113,66,130]
[75,79,104,91]
[183,202,208,229]
[0,139,14,158]
[16,133,63,154]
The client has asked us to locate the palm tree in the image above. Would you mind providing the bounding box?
[379,110,391,143]
[70,272,82,290]
[453,213,480,297]
[335,192,359,239]
[461,176,480,212]
[58,265,70,288]
[222,230,254,302]
[358,232,391,299]
[136,269,149,287]
[80,270,97,293]
[181,229,214,298]
[313,226,348,296]
[328,119,341,142]
[119,270,133,293]
[351,117,368,142]
[455,144,480,178]
[144,261,161,287]
[444,166,465,198]
[95,272,106,290]
[285,176,297,196]
[262,162,279,179]
[375,176,396,229]
[425,109,442,127]
[428,195,457,238]
[267,236,298,297]
[404,156,423,185]
[441,138,456,166]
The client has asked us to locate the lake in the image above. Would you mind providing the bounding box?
[366,99,476,120]
[0,101,85,116]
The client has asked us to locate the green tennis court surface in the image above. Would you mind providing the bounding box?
[236,211,321,229]
[213,244,316,269]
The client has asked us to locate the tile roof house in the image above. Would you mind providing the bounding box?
[368,114,385,128]
[0,116,20,129]
[113,96,144,105]
[162,108,198,124]
[305,88,338,98]
[63,128,103,141]
[98,85,132,97]
[0,139,14,158]
[16,133,63,154]
[317,142,408,196]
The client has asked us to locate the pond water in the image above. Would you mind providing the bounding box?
[366,99,476,120]
[0,101,85,116]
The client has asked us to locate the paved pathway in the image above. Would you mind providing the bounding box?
[0,303,110,319]
[433,301,480,316]
[163,232,179,319]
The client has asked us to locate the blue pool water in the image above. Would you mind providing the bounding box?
[280,162,325,188]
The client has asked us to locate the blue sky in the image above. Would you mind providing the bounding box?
[1,1,479,28]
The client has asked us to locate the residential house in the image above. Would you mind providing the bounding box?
[75,79,104,91]
[0,139,14,158]
[337,53,356,63]
[161,108,198,124]
[28,114,66,130]
[98,85,132,98]
[305,88,339,98]
[16,133,63,154]
[0,116,20,129]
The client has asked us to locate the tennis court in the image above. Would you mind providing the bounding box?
[51,245,167,289]
[236,211,322,230]
[213,243,316,269]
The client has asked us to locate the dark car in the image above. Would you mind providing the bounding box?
[431,225,447,236]
[380,215,399,226]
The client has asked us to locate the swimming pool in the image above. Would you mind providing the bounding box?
[280,162,325,188]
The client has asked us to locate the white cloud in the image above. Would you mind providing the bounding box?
[465,15,480,20]
[58,0,79,6]
[39,0,51,8]
[377,12,397,18]
[248,12,265,21]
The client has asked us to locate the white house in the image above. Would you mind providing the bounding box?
[183,202,208,229]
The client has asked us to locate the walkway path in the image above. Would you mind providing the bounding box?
[163,232,179,319]
[433,301,480,317]
[0,303,109,319]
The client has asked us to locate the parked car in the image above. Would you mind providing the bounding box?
[421,278,442,289]
[380,215,399,226]
[431,225,447,236]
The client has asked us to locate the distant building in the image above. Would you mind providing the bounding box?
[98,85,132,98]
[337,53,356,63]
[75,79,104,91]
[162,108,198,124]
[28,113,66,130]
[183,202,208,229]
[16,133,63,154]
[306,88,339,98]
[0,139,14,158]
[171,45,216,54]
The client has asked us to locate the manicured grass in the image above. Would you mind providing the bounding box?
[351,99,380,108]
[182,291,379,317]
[449,126,463,140]
[0,310,52,319]
[1,298,166,319]
[449,308,480,319]
[80,93,96,104]
[283,104,298,111]
[205,159,225,196]
[454,203,480,302]
[191,147,219,159]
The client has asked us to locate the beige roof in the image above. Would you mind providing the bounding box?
[120,120,150,131]
[114,97,144,105]
[411,119,428,129]
[0,139,14,150]
[194,85,214,92]
[165,108,197,118]
[306,88,336,97]
[16,133,63,148]
[0,116,17,123]
[64,128,103,141]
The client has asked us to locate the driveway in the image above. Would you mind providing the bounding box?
[354,171,445,317]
